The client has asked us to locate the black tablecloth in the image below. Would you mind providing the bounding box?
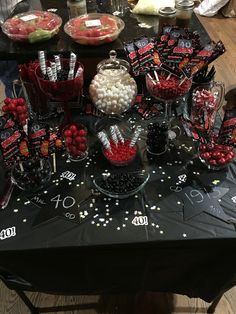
[0,110,236,302]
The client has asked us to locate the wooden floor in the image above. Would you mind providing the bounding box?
[1,12,236,314]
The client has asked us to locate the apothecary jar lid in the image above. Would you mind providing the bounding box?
[97,50,130,73]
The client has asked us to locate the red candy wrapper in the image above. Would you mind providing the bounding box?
[28,120,50,157]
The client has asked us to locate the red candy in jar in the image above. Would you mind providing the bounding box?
[199,142,235,169]
[63,123,88,161]
[103,140,137,166]
[2,97,29,127]
[146,73,192,101]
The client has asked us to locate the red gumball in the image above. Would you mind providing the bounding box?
[4,98,11,105]
[65,137,73,145]
[69,125,78,133]
[16,105,25,114]
[78,129,87,136]
[64,129,72,138]
[79,143,87,152]
[2,105,8,112]
[17,98,25,106]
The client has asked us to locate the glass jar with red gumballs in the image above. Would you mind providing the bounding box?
[2,97,29,127]
[62,123,88,161]
[98,125,140,167]
[198,140,235,171]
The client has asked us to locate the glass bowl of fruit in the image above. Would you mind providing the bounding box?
[2,10,62,43]
[93,171,150,199]
[64,13,125,46]
[11,158,52,194]
[62,123,88,161]
[198,142,235,170]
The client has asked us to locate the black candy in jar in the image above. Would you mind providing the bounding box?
[12,158,51,194]
[146,122,168,155]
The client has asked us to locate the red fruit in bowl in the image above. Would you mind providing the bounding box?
[8,27,19,34]
[17,98,25,106]
[18,27,28,36]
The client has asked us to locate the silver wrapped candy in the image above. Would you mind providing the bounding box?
[38,50,46,76]
[97,131,112,152]
[129,126,141,147]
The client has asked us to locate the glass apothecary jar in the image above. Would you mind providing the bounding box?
[175,0,194,28]
[89,50,137,115]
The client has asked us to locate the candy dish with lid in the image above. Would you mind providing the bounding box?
[89,50,137,116]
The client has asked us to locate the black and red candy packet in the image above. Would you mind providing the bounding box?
[123,25,225,80]
[0,114,29,168]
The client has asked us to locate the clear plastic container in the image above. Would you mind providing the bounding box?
[89,50,137,115]
[2,10,62,43]
[64,13,125,46]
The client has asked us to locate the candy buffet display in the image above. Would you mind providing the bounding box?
[64,13,125,46]
[2,10,62,43]
[89,50,137,115]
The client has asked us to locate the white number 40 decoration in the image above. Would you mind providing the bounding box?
[0,226,16,240]
[132,216,148,226]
